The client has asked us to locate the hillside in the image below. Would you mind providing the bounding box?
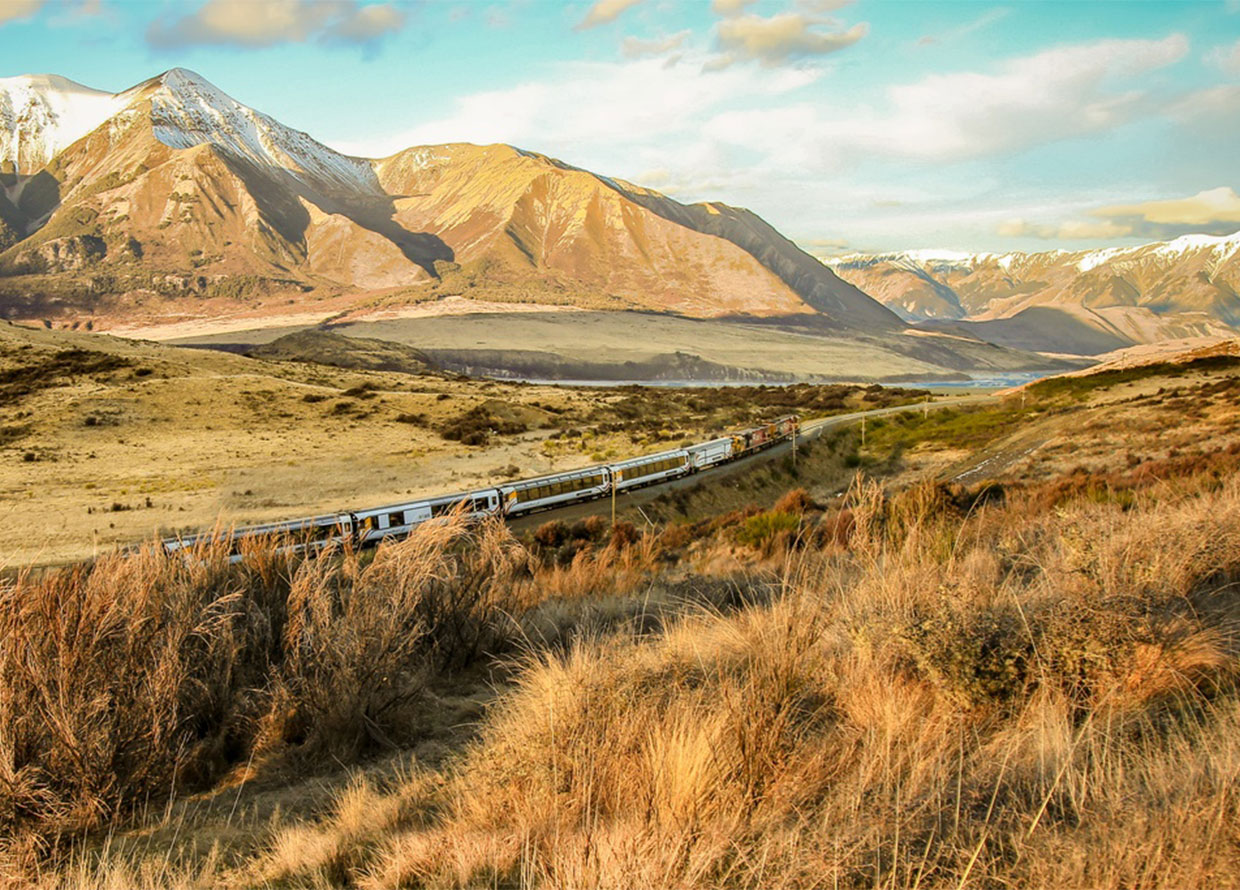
[0,69,900,333]
[826,234,1240,354]
[5,347,1240,887]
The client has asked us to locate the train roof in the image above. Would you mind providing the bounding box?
[351,488,498,516]
[499,464,610,488]
[609,448,688,468]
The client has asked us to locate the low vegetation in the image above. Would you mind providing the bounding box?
[5,358,1240,887]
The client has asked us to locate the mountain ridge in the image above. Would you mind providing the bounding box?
[825,232,1240,354]
[0,68,901,333]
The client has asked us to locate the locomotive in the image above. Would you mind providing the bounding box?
[163,414,800,559]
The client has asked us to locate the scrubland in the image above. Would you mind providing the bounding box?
[3,356,1240,888]
[0,320,917,565]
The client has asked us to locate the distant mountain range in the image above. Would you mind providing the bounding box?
[825,234,1240,355]
[4,67,1228,369]
[0,68,897,332]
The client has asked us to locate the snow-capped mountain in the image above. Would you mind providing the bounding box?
[0,74,127,174]
[1,69,380,196]
[0,68,901,334]
[824,233,1240,354]
[143,68,381,195]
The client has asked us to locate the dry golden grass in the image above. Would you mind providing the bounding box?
[245,477,1240,890]
[10,367,1240,888]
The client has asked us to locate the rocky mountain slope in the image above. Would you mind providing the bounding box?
[825,235,1240,354]
[0,68,899,333]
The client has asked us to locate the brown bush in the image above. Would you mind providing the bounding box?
[438,406,526,446]
[0,516,536,856]
[322,479,1240,890]
[532,519,568,549]
[772,487,814,514]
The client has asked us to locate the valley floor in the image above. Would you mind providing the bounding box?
[4,351,1240,888]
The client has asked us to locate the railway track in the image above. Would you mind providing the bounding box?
[508,393,996,531]
[156,392,997,559]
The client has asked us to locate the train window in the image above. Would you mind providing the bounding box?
[430,500,459,517]
[388,512,404,527]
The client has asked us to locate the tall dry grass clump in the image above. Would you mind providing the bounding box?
[349,479,1240,889]
[0,514,538,866]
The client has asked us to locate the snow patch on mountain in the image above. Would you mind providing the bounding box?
[830,232,1240,278]
[146,69,381,195]
[0,74,127,173]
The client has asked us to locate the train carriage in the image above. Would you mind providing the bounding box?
[610,449,690,491]
[686,436,733,470]
[354,489,501,544]
[164,512,354,562]
[500,466,611,516]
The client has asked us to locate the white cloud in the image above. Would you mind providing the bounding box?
[710,12,867,68]
[1094,187,1240,226]
[796,0,854,11]
[146,0,406,48]
[343,55,818,164]
[704,33,1190,170]
[622,30,690,59]
[710,0,755,17]
[576,0,642,30]
[997,218,1133,240]
[998,187,1240,241]
[0,0,43,24]
[1207,38,1240,75]
[917,7,1009,47]
[1087,186,1240,238]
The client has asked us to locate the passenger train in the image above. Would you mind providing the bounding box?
[163,414,800,559]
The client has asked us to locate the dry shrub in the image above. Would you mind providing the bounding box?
[0,515,535,861]
[0,537,270,856]
[772,487,813,514]
[265,515,535,755]
[350,478,1240,889]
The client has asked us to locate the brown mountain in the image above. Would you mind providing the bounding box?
[0,69,900,333]
[825,237,1240,355]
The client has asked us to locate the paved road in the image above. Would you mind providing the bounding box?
[508,392,998,531]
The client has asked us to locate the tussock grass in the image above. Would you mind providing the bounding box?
[0,516,539,866]
[298,478,1240,890]
[10,442,1240,887]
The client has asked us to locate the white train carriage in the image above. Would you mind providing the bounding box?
[500,466,611,516]
[686,436,734,471]
[354,489,501,544]
[164,512,354,562]
[611,449,690,491]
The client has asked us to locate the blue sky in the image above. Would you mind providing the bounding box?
[1,0,1238,254]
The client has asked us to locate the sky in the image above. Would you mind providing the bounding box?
[1,0,1238,256]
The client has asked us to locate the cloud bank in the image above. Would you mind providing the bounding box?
[147,0,406,48]
[577,0,643,30]
[0,0,43,25]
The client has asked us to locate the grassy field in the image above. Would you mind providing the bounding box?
[3,349,1240,888]
[0,321,932,566]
